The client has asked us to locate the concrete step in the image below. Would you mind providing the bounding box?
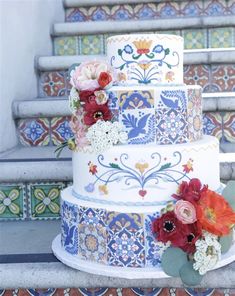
[0,220,235,289]
[37,48,235,72]
[64,0,161,7]
[12,93,235,120]
[0,146,234,182]
[53,16,235,36]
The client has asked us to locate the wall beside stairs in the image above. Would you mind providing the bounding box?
[0,0,64,153]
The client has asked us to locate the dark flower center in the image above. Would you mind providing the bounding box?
[163,220,175,232]
[93,111,103,119]
[187,233,195,243]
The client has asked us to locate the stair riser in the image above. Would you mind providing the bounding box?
[64,1,235,22]
[53,27,235,55]
[38,64,235,98]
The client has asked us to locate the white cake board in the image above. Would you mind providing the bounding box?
[52,234,235,279]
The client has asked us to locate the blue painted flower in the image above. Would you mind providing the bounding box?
[24,121,44,142]
[153,44,164,54]
[85,183,95,192]
[92,9,107,21]
[123,44,133,54]
[57,121,74,140]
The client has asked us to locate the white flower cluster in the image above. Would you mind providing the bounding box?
[193,231,221,275]
[86,120,128,154]
[69,87,80,114]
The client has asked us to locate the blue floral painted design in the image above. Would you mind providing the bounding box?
[92,9,107,21]
[23,121,45,142]
[84,183,95,193]
[56,120,74,141]
[123,44,133,54]
[160,90,187,109]
[152,44,164,53]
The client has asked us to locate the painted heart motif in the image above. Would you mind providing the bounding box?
[139,190,147,197]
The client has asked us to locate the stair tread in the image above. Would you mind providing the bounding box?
[64,0,157,8]
[37,49,235,71]
[53,15,235,36]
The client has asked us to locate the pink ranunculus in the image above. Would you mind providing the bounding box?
[174,200,197,224]
[70,109,89,148]
[70,61,112,91]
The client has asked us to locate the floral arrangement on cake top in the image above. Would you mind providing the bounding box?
[152,178,235,285]
[55,61,127,157]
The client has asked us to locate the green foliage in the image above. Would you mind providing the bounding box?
[118,49,123,56]
[220,231,234,253]
[161,247,188,277]
[179,261,203,286]
[222,181,235,210]
[165,48,170,55]
[159,163,171,171]
[109,163,121,169]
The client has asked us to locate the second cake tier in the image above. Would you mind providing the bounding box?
[73,135,220,208]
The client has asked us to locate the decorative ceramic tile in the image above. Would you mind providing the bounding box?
[144,211,169,267]
[156,88,187,110]
[133,3,157,20]
[51,116,73,146]
[228,1,235,15]
[156,108,188,145]
[61,201,79,255]
[90,6,110,21]
[0,184,26,220]
[119,90,154,110]
[66,8,88,22]
[80,35,104,55]
[39,71,67,97]
[158,2,181,17]
[160,30,181,36]
[203,112,223,140]
[79,206,106,227]
[18,118,50,146]
[28,182,64,219]
[120,109,156,145]
[187,88,203,141]
[209,27,235,48]
[180,1,204,16]
[184,65,210,92]
[211,65,235,92]
[204,0,228,16]
[183,29,207,49]
[111,5,133,20]
[54,36,79,56]
[79,288,109,296]
[223,112,235,142]
[107,212,145,267]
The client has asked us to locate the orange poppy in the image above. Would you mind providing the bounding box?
[196,189,235,236]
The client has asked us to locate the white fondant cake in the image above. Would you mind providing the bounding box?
[52,33,235,283]
[107,34,183,85]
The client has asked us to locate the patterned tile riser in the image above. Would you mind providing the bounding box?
[65,1,235,22]
[1,288,235,296]
[0,182,71,221]
[54,27,235,55]
[39,65,235,99]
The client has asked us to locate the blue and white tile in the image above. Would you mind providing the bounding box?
[155,87,187,110]
[120,109,156,145]
[118,89,154,111]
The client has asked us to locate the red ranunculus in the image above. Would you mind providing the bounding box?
[79,89,100,104]
[98,72,112,88]
[172,178,208,204]
[181,221,202,254]
[152,211,189,248]
[83,100,112,126]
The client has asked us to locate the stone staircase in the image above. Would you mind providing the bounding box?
[0,0,235,288]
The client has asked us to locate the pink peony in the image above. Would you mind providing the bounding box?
[70,61,112,91]
[174,200,197,224]
[70,110,89,148]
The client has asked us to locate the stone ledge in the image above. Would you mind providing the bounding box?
[0,261,234,289]
[36,49,235,72]
[12,93,235,119]
[53,16,235,36]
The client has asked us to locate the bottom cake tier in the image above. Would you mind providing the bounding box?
[52,186,235,278]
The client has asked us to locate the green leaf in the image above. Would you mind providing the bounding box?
[161,247,188,277]
[132,54,142,60]
[118,49,122,56]
[165,48,170,55]
[220,231,233,253]
[119,64,125,71]
[179,261,203,286]
[222,181,235,209]
[109,163,121,169]
[159,163,171,171]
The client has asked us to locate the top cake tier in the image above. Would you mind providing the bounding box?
[107,34,184,85]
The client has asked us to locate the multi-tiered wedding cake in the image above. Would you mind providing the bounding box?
[52,34,235,285]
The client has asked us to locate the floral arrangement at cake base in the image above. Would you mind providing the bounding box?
[55,61,127,157]
[151,178,235,286]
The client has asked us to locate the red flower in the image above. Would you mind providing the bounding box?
[182,159,193,173]
[152,211,189,248]
[89,163,97,175]
[83,100,112,126]
[79,89,100,104]
[181,221,202,254]
[172,178,208,204]
[137,48,150,54]
[98,72,112,88]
